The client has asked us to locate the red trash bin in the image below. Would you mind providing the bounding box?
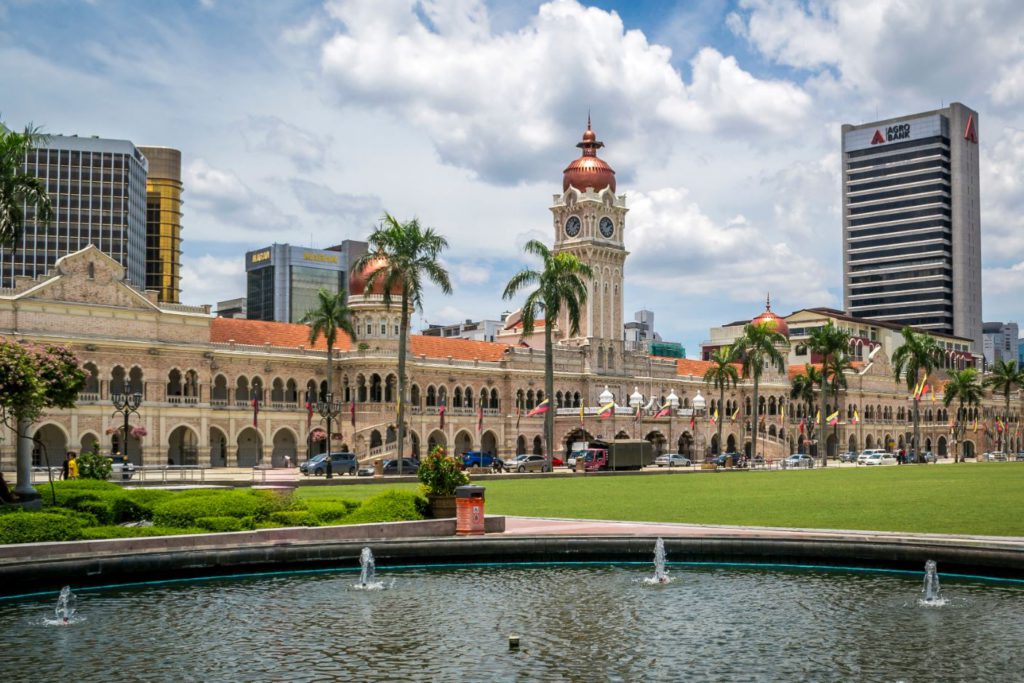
[455,485,485,535]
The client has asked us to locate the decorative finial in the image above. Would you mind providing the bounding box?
[766,292,771,311]
[587,110,592,131]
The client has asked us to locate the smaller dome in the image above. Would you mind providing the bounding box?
[562,118,616,193]
[349,257,403,297]
[751,294,789,337]
[598,385,614,405]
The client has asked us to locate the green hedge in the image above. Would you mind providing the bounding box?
[42,480,121,507]
[73,499,115,525]
[152,490,291,528]
[80,526,205,539]
[41,507,100,527]
[344,490,427,525]
[0,512,83,544]
[304,500,358,523]
[268,510,319,527]
[195,516,245,533]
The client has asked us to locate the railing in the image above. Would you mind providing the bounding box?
[78,392,100,402]
[167,396,199,405]
[369,442,398,458]
[211,399,229,407]
[137,465,206,483]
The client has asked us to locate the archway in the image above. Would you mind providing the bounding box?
[925,437,932,453]
[962,440,976,459]
[678,432,693,459]
[209,426,228,467]
[937,436,947,457]
[428,430,447,453]
[726,434,737,453]
[481,430,498,457]
[533,435,544,455]
[167,425,199,466]
[454,430,473,457]
[370,430,383,450]
[797,434,805,454]
[32,424,67,467]
[272,428,298,468]
[111,430,143,465]
[825,434,837,461]
[517,435,527,455]
[236,427,263,467]
[644,431,667,457]
[848,435,857,453]
[710,433,720,455]
[79,432,100,457]
[409,430,421,459]
[865,434,874,450]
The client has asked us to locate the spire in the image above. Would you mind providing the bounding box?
[577,115,603,154]
[765,292,771,311]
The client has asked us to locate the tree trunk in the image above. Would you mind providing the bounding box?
[396,295,410,475]
[14,415,39,501]
[544,322,554,470]
[717,385,724,456]
[913,395,921,463]
[751,378,759,462]
[1003,394,1010,454]
[819,374,829,467]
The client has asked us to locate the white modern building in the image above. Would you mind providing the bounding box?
[841,102,982,350]
[982,321,1019,368]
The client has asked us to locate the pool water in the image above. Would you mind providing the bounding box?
[3,564,1022,681]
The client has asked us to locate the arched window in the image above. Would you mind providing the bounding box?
[426,386,437,407]
[490,388,499,410]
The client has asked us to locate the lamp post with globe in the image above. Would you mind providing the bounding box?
[666,389,680,459]
[111,384,142,462]
[629,387,644,441]
[692,390,707,463]
[316,392,343,478]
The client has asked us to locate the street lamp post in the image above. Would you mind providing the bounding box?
[111,384,143,463]
[629,387,644,441]
[692,390,706,463]
[666,389,679,459]
[316,391,343,479]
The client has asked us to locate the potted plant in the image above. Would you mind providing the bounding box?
[417,444,468,518]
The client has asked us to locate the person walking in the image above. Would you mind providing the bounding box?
[61,452,71,480]
[67,452,79,480]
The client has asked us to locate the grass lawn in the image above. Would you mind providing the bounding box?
[296,465,1024,536]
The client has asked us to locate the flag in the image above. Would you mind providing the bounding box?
[799,418,805,434]
[690,414,695,430]
[634,404,642,423]
[827,411,839,427]
[305,388,314,430]
[477,403,484,435]
[919,382,931,400]
[396,395,401,419]
[527,399,550,417]
[912,378,923,399]
[516,406,522,431]
[439,403,446,429]
[654,403,671,419]
[731,406,739,422]
[598,402,615,419]
[780,405,785,422]
[350,399,356,427]
[931,385,937,403]
[973,418,978,433]
[996,419,1003,434]
[852,409,860,425]
[815,409,820,423]
[251,388,260,427]
[579,401,585,425]
[710,407,718,424]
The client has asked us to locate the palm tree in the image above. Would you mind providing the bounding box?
[984,359,1024,454]
[891,326,941,463]
[806,321,851,465]
[355,214,452,473]
[790,364,822,451]
[301,287,357,411]
[823,349,854,460]
[943,367,983,463]
[503,240,592,469]
[703,345,739,457]
[734,321,788,463]
[1,123,52,250]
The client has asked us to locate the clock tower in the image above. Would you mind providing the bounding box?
[551,119,628,366]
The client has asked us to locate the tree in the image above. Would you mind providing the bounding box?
[734,321,788,463]
[1,123,52,250]
[355,214,452,474]
[891,327,941,463]
[806,321,851,465]
[790,364,823,450]
[703,345,739,457]
[301,288,357,406]
[984,359,1024,454]
[943,367,983,463]
[0,341,85,500]
[823,349,854,460]
[503,240,592,469]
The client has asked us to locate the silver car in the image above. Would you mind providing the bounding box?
[654,453,691,467]
[509,454,550,473]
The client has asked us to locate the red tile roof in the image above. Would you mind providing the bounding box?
[503,317,546,330]
[410,335,509,361]
[675,358,715,376]
[210,317,353,351]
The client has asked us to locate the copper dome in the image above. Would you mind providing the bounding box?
[751,295,789,337]
[562,118,616,193]
[349,257,403,297]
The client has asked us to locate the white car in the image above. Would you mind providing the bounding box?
[857,449,887,464]
[862,452,897,466]
[654,453,691,467]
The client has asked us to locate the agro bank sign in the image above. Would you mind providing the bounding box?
[844,114,945,153]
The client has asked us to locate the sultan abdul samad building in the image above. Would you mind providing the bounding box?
[0,123,1018,469]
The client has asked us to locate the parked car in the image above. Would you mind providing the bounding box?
[1015,452,1024,462]
[551,455,565,467]
[857,449,887,464]
[382,458,420,475]
[782,453,815,469]
[838,451,858,463]
[862,452,897,466]
[921,451,937,463]
[713,453,746,468]
[509,454,551,473]
[990,452,1008,462]
[461,451,496,468]
[654,453,692,467]
[300,452,358,476]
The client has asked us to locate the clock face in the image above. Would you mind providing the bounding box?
[564,215,582,238]
[599,217,615,238]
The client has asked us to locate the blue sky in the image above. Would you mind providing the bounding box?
[2,0,1024,352]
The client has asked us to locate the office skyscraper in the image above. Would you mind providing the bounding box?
[137,146,183,303]
[1,134,148,289]
[841,102,982,350]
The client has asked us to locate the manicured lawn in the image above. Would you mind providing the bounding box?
[296,465,1024,536]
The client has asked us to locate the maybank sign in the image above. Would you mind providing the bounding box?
[844,114,946,153]
[302,251,338,264]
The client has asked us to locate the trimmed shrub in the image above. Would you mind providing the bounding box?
[268,510,319,527]
[73,499,115,525]
[43,480,121,508]
[110,497,147,524]
[238,516,257,530]
[80,526,205,540]
[152,490,291,528]
[195,516,245,533]
[305,500,358,524]
[344,490,428,525]
[0,512,83,544]
[28,506,98,527]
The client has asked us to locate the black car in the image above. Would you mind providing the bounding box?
[382,458,420,475]
[713,453,746,467]
[300,452,358,476]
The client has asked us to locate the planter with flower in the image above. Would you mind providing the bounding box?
[417,445,469,518]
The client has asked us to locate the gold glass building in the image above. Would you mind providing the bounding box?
[138,146,183,303]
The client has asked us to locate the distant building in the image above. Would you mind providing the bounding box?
[137,146,183,303]
[0,133,148,290]
[623,309,684,358]
[245,240,367,323]
[421,317,504,342]
[982,322,1019,368]
[216,297,247,319]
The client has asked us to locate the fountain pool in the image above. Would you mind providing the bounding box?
[3,563,1023,680]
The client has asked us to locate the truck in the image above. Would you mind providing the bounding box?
[569,439,651,472]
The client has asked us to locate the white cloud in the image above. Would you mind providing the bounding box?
[179,254,244,305]
[290,179,383,226]
[186,159,293,235]
[318,0,810,185]
[244,115,329,170]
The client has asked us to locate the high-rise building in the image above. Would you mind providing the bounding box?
[982,321,1019,368]
[841,102,982,350]
[137,146,183,303]
[0,134,148,289]
[245,240,367,323]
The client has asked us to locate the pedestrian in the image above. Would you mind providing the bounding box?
[67,451,79,480]
[284,454,291,469]
[61,452,71,480]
